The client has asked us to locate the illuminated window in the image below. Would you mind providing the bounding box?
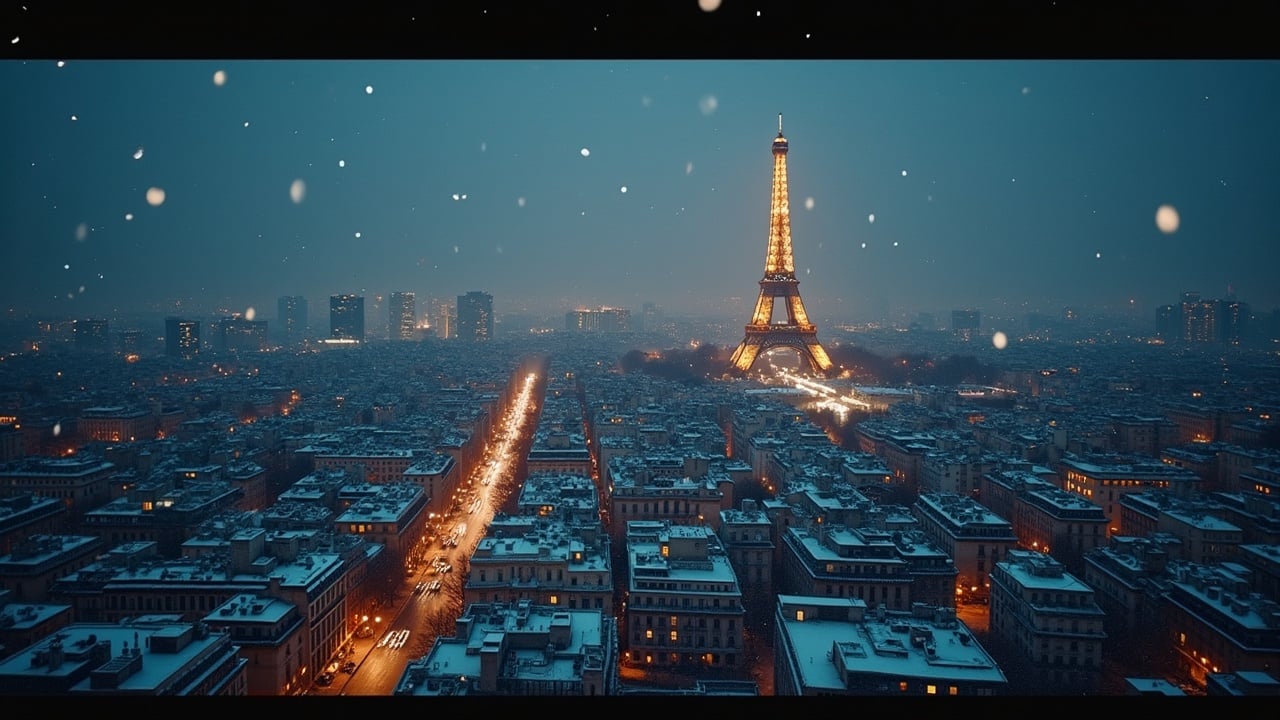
[645,629,653,639]
[670,615,678,627]
[949,686,958,696]
[549,595,558,605]
[670,631,678,642]
[899,681,908,692]
[795,610,806,621]
[927,685,937,695]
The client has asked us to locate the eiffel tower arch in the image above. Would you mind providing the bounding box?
[729,115,833,376]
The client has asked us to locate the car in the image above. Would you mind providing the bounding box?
[315,672,335,686]
[355,625,374,639]
[341,661,357,674]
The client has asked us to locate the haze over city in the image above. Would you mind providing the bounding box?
[4,59,1277,325]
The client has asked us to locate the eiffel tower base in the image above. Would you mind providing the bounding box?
[729,330,833,376]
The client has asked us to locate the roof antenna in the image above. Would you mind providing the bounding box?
[778,113,783,133]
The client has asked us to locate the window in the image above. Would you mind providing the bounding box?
[927,684,937,695]
[670,631,678,642]
[670,615,678,627]
[549,595,559,605]
[645,629,653,639]
[795,610,805,621]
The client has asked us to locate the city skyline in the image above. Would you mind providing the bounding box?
[4,60,1277,324]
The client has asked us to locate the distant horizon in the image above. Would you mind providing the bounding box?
[6,61,1277,322]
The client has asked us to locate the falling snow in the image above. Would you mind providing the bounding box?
[685,161,694,175]
[213,70,227,86]
[517,197,527,207]
[804,197,815,210]
[354,232,361,238]
[901,170,908,177]
[338,159,345,167]
[698,0,721,11]
[992,331,1008,349]
[146,187,166,206]
[245,307,256,320]
[580,147,590,157]
[132,147,144,160]
[620,186,628,193]
[699,95,719,115]
[868,213,875,223]
[1155,204,1180,233]
[290,179,306,204]
[365,85,374,94]
[124,213,133,221]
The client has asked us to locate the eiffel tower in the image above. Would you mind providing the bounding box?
[729,115,834,376]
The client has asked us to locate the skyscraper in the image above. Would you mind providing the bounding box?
[164,316,200,359]
[329,294,365,342]
[390,291,416,341]
[456,291,493,342]
[432,298,454,339]
[277,295,308,347]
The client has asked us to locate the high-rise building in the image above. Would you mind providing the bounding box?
[73,318,110,352]
[165,316,200,359]
[390,291,416,341]
[277,295,308,346]
[456,291,493,342]
[433,298,454,339]
[1180,292,1217,343]
[566,307,631,333]
[329,293,365,342]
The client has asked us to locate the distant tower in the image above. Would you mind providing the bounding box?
[329,293,365,342]
[164,316,200,359]
[456,291,493,341]
[729,115,833,375]
[277,295,308,346]
[390,291,416,341]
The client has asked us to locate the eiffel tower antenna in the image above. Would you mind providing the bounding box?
[729,116,833,376]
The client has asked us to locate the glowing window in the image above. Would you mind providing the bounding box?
[927,685,937,695]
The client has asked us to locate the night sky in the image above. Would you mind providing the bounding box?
[4,58,1277,324]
